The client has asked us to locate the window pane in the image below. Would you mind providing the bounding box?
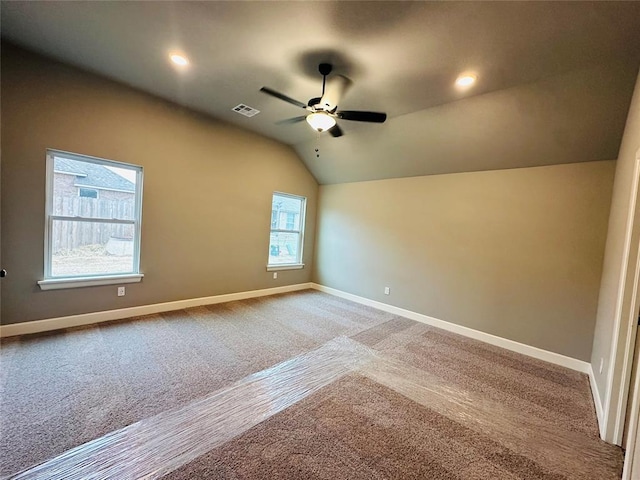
[79,188,98,199]
[51,220,135,277]
[271,194,303,231]
[269,232,300,265]
[53,156,137,220]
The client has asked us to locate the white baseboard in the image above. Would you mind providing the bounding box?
[311,283,591,374]
[0,283,313,338]
[588,364,606,437]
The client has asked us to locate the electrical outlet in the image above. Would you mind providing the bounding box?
[273,272,278,279]
[384,286,390,295]
[599,358,604,374]
[117,286,126,297]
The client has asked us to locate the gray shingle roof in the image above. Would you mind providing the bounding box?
[54,157,135,192]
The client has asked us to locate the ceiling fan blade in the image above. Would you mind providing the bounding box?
[260,87,307,109]
[319,75,352,112]
[329,124,343,138]
[275,116,307,125]
[337,110,387,123]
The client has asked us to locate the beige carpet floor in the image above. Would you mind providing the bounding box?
[0,289,623,479]
[166,373,612,480]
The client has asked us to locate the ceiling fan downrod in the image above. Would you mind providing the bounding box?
[319,63,332,96]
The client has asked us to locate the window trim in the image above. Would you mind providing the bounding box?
[267,191,306,270]
[39,149,144,290]
[38,273,143,290]
[266,263,305,272]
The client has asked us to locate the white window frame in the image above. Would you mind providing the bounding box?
[267,192,306,271]
[38,149,144,290]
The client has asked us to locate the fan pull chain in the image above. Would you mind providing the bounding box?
[315,131,321,158]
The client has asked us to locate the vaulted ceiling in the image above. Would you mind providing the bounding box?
[2,1,639,184]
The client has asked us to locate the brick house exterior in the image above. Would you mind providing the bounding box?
[53,157,135,202]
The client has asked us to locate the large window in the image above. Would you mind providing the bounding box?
[38,150,144,290]
[268,192,306,269]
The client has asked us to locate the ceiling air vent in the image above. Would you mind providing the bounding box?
[232,104,260,117]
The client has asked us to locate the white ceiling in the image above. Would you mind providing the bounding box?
[2,1,639,184]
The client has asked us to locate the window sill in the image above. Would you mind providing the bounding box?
[266,263,305,272]
[38,273,144,291]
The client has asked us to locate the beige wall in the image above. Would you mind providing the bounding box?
[591,69,640,438]
[313,161,615,361]
[1,44,318,325]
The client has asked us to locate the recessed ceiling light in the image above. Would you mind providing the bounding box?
[170,53,189,67]
[455,74,476,88]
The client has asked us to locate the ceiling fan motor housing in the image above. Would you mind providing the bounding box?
[318,63,333,76]
[308,97,322,108]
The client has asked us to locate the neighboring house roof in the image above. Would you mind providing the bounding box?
[54,157,135,192]
[273,195,302,213]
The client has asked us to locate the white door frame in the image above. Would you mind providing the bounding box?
[622,305,640,479]
[605,152,640,445]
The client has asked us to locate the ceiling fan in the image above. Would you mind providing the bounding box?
[260,63,387,138]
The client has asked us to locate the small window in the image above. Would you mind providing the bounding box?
[268,192,306,268]
[79,188,98,199]
[286,212,296,230]
[41,150,143,287]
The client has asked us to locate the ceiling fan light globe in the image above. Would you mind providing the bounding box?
[306,112,336,132]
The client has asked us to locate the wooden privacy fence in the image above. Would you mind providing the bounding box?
[52,196,135,253]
